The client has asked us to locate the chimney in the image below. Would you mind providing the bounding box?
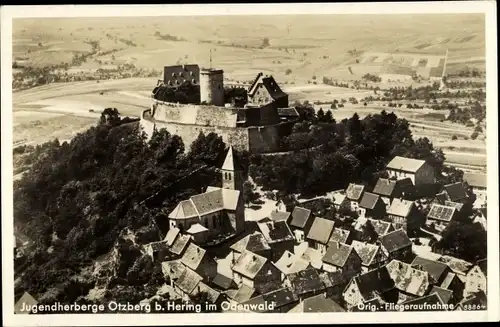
[252,255,257,262]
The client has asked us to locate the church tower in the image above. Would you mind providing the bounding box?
[221,146,244,191]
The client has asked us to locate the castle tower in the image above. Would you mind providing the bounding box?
[221,146,244,191]
[200,68,224,106]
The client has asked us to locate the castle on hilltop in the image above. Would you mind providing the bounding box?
[140,64,299,153]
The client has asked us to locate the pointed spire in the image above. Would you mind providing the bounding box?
[222,146,240,171]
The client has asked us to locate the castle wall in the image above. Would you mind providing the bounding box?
[153,102,238,127]
[200,69,224,106]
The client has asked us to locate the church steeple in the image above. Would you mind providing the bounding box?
[221,146,244,191]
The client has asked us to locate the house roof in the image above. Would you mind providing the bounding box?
[322,241,356,268]
[288,294,345,312]
[232,250,267,279]
[147,241,169,253]
[351,241,382,267]
[434,192,448,204]
[386,156,426,173]
[187,223,208,234]
[331,190,347,205]
[175,267,203,294]
[274,250,310,275]
[257,220,294,243]
[427,204,456,222]
[438,255,473,276]
[476,258,487,277]
[181,243,209,271]
[346,183,365,201]
[269,210,291,222]
[221,145,244,172]
[386,259,430,296]
[411,256,450,283]
[230,232,271,254]
[226,284,256,303]
[388,198,414,218]
[367,219,393,236]
[262,288,298,309]
[170,234,191,255]
[277,107,299,118]
[261,76,288,100]
[188,190,224,216]
[463,172,487,189]
[196,282,221,303]
[328,228,350,244]
[354,267,395,300]
[444,201,464,212]
[307,217,335,244]
[288,267,325,296]
[359,192,381,210]
[430,286,453,304]
[443,182,468,202]
[319,270,347,287]
[14,292,38,314]
[300,247,324,270]
[205,186,241,211]
[289,206,312,229]
[458,290,487,308]
[379,229,412,253]
[213,273,236,290]
[401,293,445,308]
[440,272,459,289]
[372,178,398,197]
[161,259,186,280]
[168,200,199,219]
[164,227,180,247]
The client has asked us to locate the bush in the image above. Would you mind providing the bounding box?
[470,132,479,140]
[451,135,458,140]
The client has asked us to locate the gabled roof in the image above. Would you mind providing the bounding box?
[232,250,267,279]
[288,294,345,312]
[379,229,412,253]
[146,240,169,253]
[230,232,271,254]
[187,223,208,234]
[168,200,198,219]
[226,284,256,303]
[346,183,365,201]
[300,247,324,270]
[306,217,335,244]
[181,243,210,271]
[388,198,414,218]
[175,267,203,294]
[274,250,310,275]
[221,146,244,172]
[440,272,459,289]
[386,259,430,296]
[444,201,464,212]
[289,206,312,229]
[248,74,287,101]
[14,292,38,314]
[463,172,487,189]
[430,286,453,304]
[161,259,186,280]
[205,186,241,211]
[322,241,356,268]
[170,234,191,255]
[359,192,381,210]
[354,267,395,300]
[319,270,347,287]
[372,178,398,197]
[262,288,298,309]
[386,156,426,173]
[331,190,348,206]
[434,192,448,204]
[257,220,294,243]
[196,282,221,303]
[411,256,450,283]
[328,227,351,244]
[401,293,445,308]
[269,210,292,222]
[213,273,236,290]
[427,204,456,222]
[164,227,180,246]
[288,267,325,296]
[367,219,393,237]
[443,182,468,202]
[351,240,383,267]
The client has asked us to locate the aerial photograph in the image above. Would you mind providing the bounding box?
[10,11,489,316]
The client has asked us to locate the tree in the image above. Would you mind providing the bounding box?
[242,181,257,207]
[470,131,479,140]
[99,108,121,126]
[432,221,486,262]
[188,132,226,166]
[317,108,326,122]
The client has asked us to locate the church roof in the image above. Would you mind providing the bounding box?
[221,146,244,172]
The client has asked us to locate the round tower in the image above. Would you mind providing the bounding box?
[200,68,224,106]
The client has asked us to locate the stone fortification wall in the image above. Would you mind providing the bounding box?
[152,101,238,127]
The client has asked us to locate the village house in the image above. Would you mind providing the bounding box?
[328,227,353,245]
[164,227,180,247]
[212,273,237,291]
[387,198,421,232]
[378,229,412,262]
[330,190,350,211]
[288,293,346,312]
[287,267,326,301]
[231,250,282,294]
[186,223,210,244]
[351,240,388,273]
[411,256,452,285]
[168,146,245,242]
[161,259,186,287]
[173,267,204,302]
[144,241,172,262]
[321,241,362,279]
[14,292,38,315]
[385,259,430,303]
[353,218,394,241]
[425,203,458,231]
[257,219,295,261]
[372,177,414,208]
[225,284,258,306]
[438,255,473,277]
[169,234,191,258]
[345,183,365,213]
[429,286,455,305]
[274,250,310,282]
[269,210,292,222]
[242,288,299,313]
[287,206,314,243]
[439,271,465,304]
[306,217,336,254]
[358,192,386,219]
[455,290,487,311]
[463,172,487,206]
[366,218,394,238]
[464,258,487,298]
[229,231,271,263]
[386,156,435,186]
[440,182,470,204]
[180,243,217,282]
[342,267,395,310]
[319,271,349,302]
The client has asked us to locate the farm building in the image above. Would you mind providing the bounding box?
[386,156,435,186]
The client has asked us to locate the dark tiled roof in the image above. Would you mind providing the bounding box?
[346,183,365,201]
[427,204,456,222]
[430,286,453,304]
[355,267,395,300]
[443,182,468,202]
[372,178,398,197]
[411,256,450,283]
[175,268,203,294]
[147,241,169,253]
[307,217,335,244]
[161,259,186,280]
[328,228,350,244]
[232,250,267,279]
[168,200,198,219]
[226,284,256,303]
[257,220,294,243]
[322,241,355,267]
[196,282,221,303]
[386,260,430,296]
[170,234,191,255]
[351,240,381,267]
[288,267,325,296]
[261,76,287,100]
[213,273,236,290]
[434,192,448,204]
[367,219,393,236]
[320,270,347,287]
[262,288,298,309]
[190,190,224,216]
[277,107,299,117]
[230,232,271,254]
[289,294,345,312]
[379,229,412,253]
[359,192,381,210]
[289,206,312,229]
